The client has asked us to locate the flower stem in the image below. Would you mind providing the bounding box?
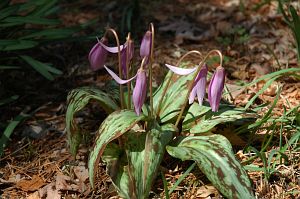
[105,28,125,109]
[156,50,202,117]
[174,50,223,128]
[126,33,131,109]
[149,23,155,117]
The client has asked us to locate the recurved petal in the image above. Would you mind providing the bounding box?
[132,69,147,115]
[208,66,225,112]
[98,40,126,53]
[104,65,137,84]
[165,64,197,75]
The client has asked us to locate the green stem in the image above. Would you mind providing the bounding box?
[156,50,202,117]
[175,50,223,128]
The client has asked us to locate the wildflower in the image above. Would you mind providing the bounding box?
[88,38,127,71]
[140,31,152,61]
[208,66,225,112]
[165,64,208,105]
[104,66,147,115]
[88,37,108,71]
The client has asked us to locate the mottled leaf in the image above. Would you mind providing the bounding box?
[88,110,145,188]
[183,102,257,133]
[124,123,175,198]
[153,68,194,123]
[166,135,255,198]
[66,87,119,156]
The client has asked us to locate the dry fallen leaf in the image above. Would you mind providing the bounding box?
[26,191,40,199]
[73,165,89,182]
[16,175,45,192]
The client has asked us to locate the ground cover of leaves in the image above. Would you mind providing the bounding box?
[0,0,299,198]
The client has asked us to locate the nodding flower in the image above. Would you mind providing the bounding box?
[88,37,108,71]
[103,65,147,116]
[140,30,152,64]
[88,38,129,72]
[208,66,225,112]
[165,64,208,106]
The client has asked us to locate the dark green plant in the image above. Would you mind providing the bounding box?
[0,0,91,80]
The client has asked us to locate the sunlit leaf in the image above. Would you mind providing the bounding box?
[88,110,145,188]
[153,67,194,123]
[183,102,257,133]
[166,135,255,198]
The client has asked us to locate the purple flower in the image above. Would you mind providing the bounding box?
[140,31,152,61]
[165,64,208,105]
[88,38,127,71]
[121,39,134,76]
[88,37,108,71]
[104,66,147,115]
[188,65,208,105]
[132,69,147,115]
[208,66,225,112]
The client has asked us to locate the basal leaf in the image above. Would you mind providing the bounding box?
[153,69,194,123]
[183,103,257,133]
[124,123,175,198]
[66,87,119,156]
[166,135,255,199]
[88,110,145,188]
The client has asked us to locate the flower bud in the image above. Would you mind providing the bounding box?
[132,69,147,115]
[88,37,108,71]
[140,31,152,59]
[208,66,225,112]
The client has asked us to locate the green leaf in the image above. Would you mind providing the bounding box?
[0,40,39,51]
[88,110,145,188]
[20,28,78,40]
[183,103,257,133]
[0,5,20,20]
[0,65,20,70]
[153,68,194,123]
[1,16,60,26]
[0,95,19,106]
[166,135,255,198]
[124,123,175,198]
[0,111,30,157]
[20,55,56,80]
[66,87,119,156]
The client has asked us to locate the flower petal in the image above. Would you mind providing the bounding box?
[140,31,152,58]
[208,66,225,112]
[98,40,126,53]
[195,65,208,105]
[104,65,137,84]
[132,69,147,115]
[88,38,108,71]
[165,64,197,75]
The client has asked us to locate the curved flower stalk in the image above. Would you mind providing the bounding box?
[103,64,147,116]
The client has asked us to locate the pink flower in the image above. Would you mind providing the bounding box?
[165,64,208,105]
[208,66,225,112]
[88,38,127,71]
[140,31,152,64]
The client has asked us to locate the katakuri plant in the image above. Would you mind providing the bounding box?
[66,23,256,198]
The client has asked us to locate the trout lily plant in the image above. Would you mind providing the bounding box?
[66,23,256,198]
